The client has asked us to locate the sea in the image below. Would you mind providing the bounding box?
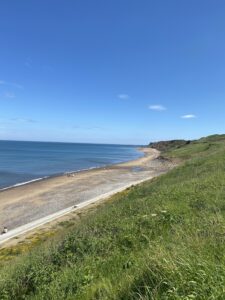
[0,140,143,190]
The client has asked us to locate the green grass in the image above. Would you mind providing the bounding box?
[1,135,225,299]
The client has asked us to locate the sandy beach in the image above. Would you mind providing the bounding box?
[0,148,174,236]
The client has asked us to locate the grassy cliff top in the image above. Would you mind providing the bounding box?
[149,134,225,153]
[1,134,225,299]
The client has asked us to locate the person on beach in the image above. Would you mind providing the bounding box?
[1,226,8,234]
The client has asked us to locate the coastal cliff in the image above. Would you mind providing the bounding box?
[1,134,225,299]
[149,139,190,151]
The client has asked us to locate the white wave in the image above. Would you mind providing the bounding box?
[0,176,49,191]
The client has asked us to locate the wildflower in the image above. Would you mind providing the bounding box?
[161,210,167,214]
[151,213,157,217]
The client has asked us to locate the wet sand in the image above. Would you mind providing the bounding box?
[0,148,174,232]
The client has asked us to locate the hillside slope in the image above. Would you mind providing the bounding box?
[149,139,190,151]
[0,135,225,299]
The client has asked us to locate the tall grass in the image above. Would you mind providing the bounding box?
[0,135,225,299]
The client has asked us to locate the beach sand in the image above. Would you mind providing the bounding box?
[0,148,174,234]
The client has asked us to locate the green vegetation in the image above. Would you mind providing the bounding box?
[1,135,225,299]
[149,139,190,151]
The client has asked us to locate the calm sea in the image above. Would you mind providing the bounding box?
[0,140,142,189]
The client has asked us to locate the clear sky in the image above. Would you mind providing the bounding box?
[1,0,225,145]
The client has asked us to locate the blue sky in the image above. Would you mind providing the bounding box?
[1,0,225,145]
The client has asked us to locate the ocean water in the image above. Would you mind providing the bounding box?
[0,140,143,189]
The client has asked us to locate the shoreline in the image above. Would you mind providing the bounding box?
[0,147,144,192]
[0,147,174,246]
[0,176,157,246]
